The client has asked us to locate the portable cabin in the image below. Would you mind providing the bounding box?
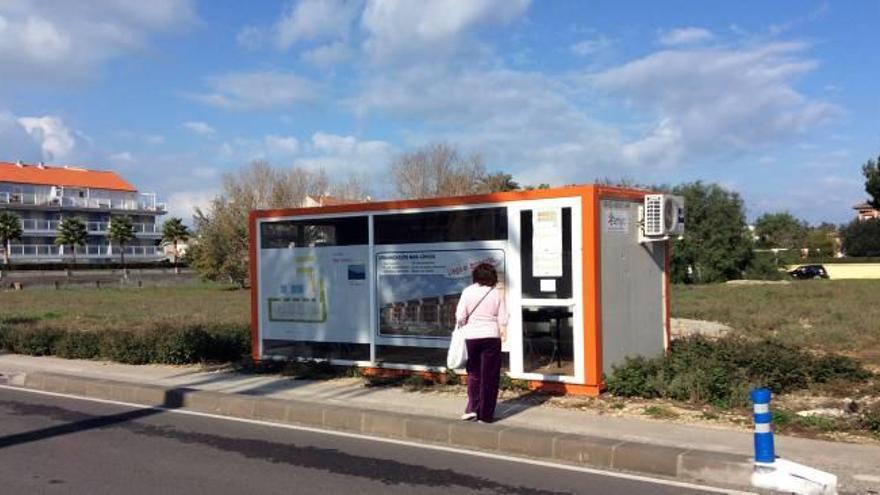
[249,185,683,395]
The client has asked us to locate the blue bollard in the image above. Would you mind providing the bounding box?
[750,388,775,463]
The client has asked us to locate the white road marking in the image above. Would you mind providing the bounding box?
[0,384,755,494]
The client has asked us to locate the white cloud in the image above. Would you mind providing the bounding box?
[109,151,135,164]
[354,65,626,186]
[166,188,218,223]
[236,25,264,49]
[182,121,216,135]
[264,134,300,154]
[591,42,840,165]
[302,41,353,66]
[658,27,714,46]
[311,132,358,153]
[570,36,612,57]
[276,0,361,49]
[0,0,196,86]
[17,116,77,161]
[191,167,218,179]
[186,71,320,110]
[361,0,531,63]
[296,132,392,176]
[0,111,43,162]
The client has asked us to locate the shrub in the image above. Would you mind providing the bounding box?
[0,324,11,351]
[54,332,101,359]
[202,324,250,362]
[98,330,155,364]
[8,327,64,356]
[607,336,873,408]
[605,356,660,398]
[499,374,530,392]
[743,252,785,281]
[444,367,461,386]
[861,404,880,434]
[151,324,211,365]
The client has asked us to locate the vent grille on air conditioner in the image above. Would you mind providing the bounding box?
[644,195,664,236]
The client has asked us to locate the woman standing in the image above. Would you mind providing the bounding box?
[455,262,508,423]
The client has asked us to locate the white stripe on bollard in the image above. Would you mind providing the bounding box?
[754,423,771,434]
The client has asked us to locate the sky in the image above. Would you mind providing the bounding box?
[0,0,878,224]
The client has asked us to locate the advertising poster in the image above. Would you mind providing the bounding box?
[376,249,505,339]
[532,207,563,277]
[260,245,370,343]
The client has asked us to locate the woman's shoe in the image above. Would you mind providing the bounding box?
[460,412,477,421]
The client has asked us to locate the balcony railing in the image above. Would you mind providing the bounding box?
[7,244,62,257]
[7,244,161,259]
[87,221,109,233]
[20,219,60,232]
[133,223,160,235]
[0,192,165,212]
[17,220,160,236]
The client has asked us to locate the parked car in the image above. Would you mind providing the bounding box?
[788,264,829,280]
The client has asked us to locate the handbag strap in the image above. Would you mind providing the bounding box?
[463,286,494,322]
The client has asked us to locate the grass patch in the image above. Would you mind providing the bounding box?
[796,414,840,433]
[672,280,880,366]
[643,405,679,420]
[0,284,250,365]
[0,284,250,334]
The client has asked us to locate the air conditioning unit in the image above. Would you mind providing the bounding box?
[640,194,685,241]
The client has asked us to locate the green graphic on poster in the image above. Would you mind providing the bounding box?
[268,255,328,322]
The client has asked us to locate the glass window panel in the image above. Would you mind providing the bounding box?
[520,207,573,299]
[375,207,507,245]
[522,306,574,376]
[260,216,368,248]
[262,340,370,361]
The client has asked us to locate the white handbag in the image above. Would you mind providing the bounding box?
[446,286,494,369]
[446,326,468,369]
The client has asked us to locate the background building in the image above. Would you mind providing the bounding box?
[853,202,880,222]
[0,160,165,263]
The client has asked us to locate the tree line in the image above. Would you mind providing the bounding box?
[180,145,880,286]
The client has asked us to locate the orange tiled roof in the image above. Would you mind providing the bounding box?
[0,161,137,192]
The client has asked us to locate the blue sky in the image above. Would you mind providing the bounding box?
[0,0,877,224]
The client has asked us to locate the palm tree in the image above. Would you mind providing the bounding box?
[108,215,136,279]
[161,217,190,274]
[0,211,23,265]
[56,217,87,275]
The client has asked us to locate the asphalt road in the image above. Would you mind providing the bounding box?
[0,387,737,494]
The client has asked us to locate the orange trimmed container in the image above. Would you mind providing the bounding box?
[249,185,672,396]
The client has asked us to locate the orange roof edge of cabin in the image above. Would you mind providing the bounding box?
[251,184,654,219]
[0,161,137,192]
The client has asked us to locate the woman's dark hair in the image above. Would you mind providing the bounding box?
[472,262,498,286]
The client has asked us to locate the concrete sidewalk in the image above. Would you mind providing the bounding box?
[0,353,878,493]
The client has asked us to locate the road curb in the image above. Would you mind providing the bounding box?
[10,371,753,488]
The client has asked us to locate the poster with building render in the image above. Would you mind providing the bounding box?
[376,249,505,339]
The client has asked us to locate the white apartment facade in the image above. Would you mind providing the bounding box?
[0,160,166,263]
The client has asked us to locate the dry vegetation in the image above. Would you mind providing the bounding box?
[0,284,250,333]
[672,280,880,368]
